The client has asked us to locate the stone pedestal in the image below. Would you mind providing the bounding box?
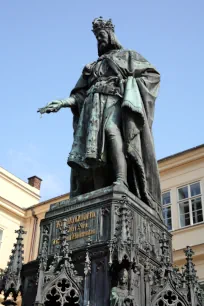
[37,185,170,306]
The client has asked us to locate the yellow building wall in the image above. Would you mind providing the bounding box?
[0,167,40,209]
[159,145,204,283]
[0,166,69,269]
[0,167,40,269]
[0,202,25,269]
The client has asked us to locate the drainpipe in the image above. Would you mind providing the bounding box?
[29,208,38,261]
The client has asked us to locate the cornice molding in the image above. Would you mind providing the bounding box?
[0,169,40,201]
[172,222,204,235]
[0,196,25,218]
[159,151,204,173]
[25,193,70,211]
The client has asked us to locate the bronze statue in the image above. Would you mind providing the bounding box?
[110,268,134,306]
[38,17,161,210]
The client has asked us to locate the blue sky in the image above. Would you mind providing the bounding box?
[1,1,204,201]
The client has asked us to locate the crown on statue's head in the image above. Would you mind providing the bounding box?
[92,17,115,35]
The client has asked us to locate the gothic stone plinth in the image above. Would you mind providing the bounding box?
[36,185,170,306]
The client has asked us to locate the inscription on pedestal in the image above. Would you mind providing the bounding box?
[52,210,97,247]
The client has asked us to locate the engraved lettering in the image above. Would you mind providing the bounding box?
[53,211,97,244]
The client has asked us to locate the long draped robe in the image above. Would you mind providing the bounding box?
[68,49,162,216]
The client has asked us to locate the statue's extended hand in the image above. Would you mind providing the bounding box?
[37,100,63,114]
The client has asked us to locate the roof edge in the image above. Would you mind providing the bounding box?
[25,192,70,210]
[158,144,204,163]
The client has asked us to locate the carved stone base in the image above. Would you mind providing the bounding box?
[34,185,170,306]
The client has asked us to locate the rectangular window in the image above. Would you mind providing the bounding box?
[178,182,203,228]
[162,191,172,230]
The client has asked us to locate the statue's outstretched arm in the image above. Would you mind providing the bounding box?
[37,96,76,114]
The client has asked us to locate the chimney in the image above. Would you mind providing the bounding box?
[28,176,42,190]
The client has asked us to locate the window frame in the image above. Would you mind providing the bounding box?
[177,181,203,228]
[162,190,173,231]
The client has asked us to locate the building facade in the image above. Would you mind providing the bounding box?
[0,166,70,270]
[0,167,41,270]
[159,144,204,284]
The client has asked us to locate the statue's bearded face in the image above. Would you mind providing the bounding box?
[96,30,110,55]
